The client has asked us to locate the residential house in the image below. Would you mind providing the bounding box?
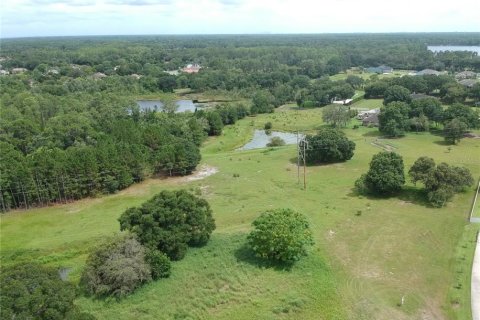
[459,79,477,88]
[332,99,353,105]
[362,113,379,127]
[366,65,393,74]
[455,71,477,80]
[415,69,441,76]
[11,67,28,74]
[357,109,380,120]
[92,72,107,79]
[182,64,202,74]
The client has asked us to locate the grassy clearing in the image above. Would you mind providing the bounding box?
[446,224,479,320]
[350,98,384,110]
[1,105,479,319]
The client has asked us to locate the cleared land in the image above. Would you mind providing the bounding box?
[1,104,479,319]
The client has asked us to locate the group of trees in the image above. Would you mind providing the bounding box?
[1,190,214,318]
[355,152,473,207]
[295,78,355,107]
[81,190,215,298]
[322,104,357,127]
[1,65,259,212]
[3,34,479,94]
[365,74,480,104]
[409,157,474,207]
[0,110,206,211]
[377,95,479,140]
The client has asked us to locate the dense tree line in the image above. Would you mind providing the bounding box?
[0,109,208,211]
[365,74,479,104]
[367,77,480,138]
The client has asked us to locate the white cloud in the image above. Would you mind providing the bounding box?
[1,0,479,38]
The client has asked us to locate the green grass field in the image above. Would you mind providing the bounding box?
[1,104,479,319]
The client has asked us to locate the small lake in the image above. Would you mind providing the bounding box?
[136,99,200,113]
[237,130,303,151]
[428,45,480,54]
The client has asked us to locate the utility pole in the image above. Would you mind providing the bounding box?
[296,131,300,184]
[303,138,308,190]
[298,135,308,190]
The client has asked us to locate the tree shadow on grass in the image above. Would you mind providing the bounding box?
[429,128,444,137]
[234,244,294,271]
[397,186,431,207]
[362,130,382,137]
[433,140,453,146]
[347,186,432,208]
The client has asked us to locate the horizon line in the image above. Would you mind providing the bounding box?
[2,31,480,41]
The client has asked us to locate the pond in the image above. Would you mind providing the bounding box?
[136,99,201,113]
[237,130,303,151]
[427,45,480,54]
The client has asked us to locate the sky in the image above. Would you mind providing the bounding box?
[1,0,479,38]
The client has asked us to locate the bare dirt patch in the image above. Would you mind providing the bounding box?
[185,165,219,181]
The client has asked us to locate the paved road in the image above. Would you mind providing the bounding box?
[472,232,480,320]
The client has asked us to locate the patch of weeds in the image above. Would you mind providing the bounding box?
[272,296,306,314]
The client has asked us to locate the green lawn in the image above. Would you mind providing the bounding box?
[1,105,479,319]
[350,98,384,110]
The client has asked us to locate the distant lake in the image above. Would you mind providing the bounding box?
[136,99,199,113]
[237,130,303,151]
[428,45,480,54]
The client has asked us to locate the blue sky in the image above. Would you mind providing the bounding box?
[1,0,479,38]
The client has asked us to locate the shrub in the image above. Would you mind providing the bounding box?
[267,137,286,147]
[357,152,405,195]
[247,209,314,263]
[119,190,215,260]
[1,263,94,320]
[80,235,152,298]
[146,249,172,279]
[264,122,272,130]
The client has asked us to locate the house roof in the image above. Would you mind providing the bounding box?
[416,69,441,76]
[459,79,477,87]
[366,65,393,73]
[410,93,437,100]
[92,72,107,79]
[362,113,379,125]
[455,71,476,78]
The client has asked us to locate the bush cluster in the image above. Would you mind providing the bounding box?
[1,263,94,320]
[248,209,314,263]
[119,190,216,260]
